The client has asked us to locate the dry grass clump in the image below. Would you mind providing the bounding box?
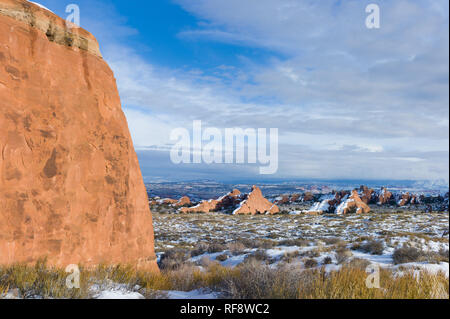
[223,260,300,299]
[336,249,353,265]
[277,238,310,247]
[0,259,88,299]
[281,251,301,263]
[207,243,228,254]
[393,246,449,265]
[1,261,448,299]
[303,259,318,269]
[360,240,385,255]
[345,258,372,270]
[216,254,229,262]
[296,267,449,299]
[236,238,275,249]
[158,249,192,270]
[227,242,246,256]
[190,242,227,257]
[243,250,273,264]
[321,237,344,246]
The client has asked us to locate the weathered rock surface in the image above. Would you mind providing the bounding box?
[377,187,393,205]
[176,196,191,207]
[0,0,157,270]
[179,189,242,213]
[233,186,279,215]
[336,190,371,215]
[359,185,375,204]
[179,199,219,214]
[398,193,411,207]
[306,199,333,215]
[302,192,315,202]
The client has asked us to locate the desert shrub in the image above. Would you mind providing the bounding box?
[304,259,318,269]
[0,259,87,299]
[438,249,449,262]
[158,249,191,270]
[335,248,353,265]
[216,254,229,262]
[190,243,209,257]
[282,251,301,263]
[235,238,255,248]
[323,256,333,265]
[256,239,275,249]
[234,238,274,249]
[360,240,384,255]
[346,258,372,270]
[296,267,449,299]
[164,264,201,291]
[322,237,342,245]
[198,256,219,268]
[224,260,300,299]
[1,261,449,299]
[207,243,227,254]
[303,249,321,258]
[393,247,423,264]
[277,239,310,247]
[243,250,273,264]
[267,232,281,239]
[227,242,246,256]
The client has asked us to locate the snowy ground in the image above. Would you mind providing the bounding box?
[3,211,446,299]
[154,211,449,281]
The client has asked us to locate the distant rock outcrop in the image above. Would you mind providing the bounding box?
[275,195,290,205]
[160,198,179,205]
[359,185,375,204]
[179,189,242,213]
[334,190,371,215]
[179,199,220,214]
[233,186,279,215]
[397,193,414,207]
[377,187,393,205]
[0,0,157,270]
[306,199,334,215]
[177,196,191,207]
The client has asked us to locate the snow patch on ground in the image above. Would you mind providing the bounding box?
[90,282,144,299]
[395,262,449,278]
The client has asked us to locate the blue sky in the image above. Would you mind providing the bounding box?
[32,0,449,183]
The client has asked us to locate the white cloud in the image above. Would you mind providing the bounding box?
[69,0,448,181]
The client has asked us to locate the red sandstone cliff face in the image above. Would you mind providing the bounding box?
[0,0,157,270]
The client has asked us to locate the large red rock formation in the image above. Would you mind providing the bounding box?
[335,190,371,215]
[275,195,290,205]
[0,0,157,270]
[302,192,315,202]
[160,198,178,205]
[377,187,393,205]
[398,193,408,206]
[179,189,241,213]
[359,185,375,204]
[233,186,279,215]
[176,196,191,207]
[179,199,219,214]
[306,199,334,215]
